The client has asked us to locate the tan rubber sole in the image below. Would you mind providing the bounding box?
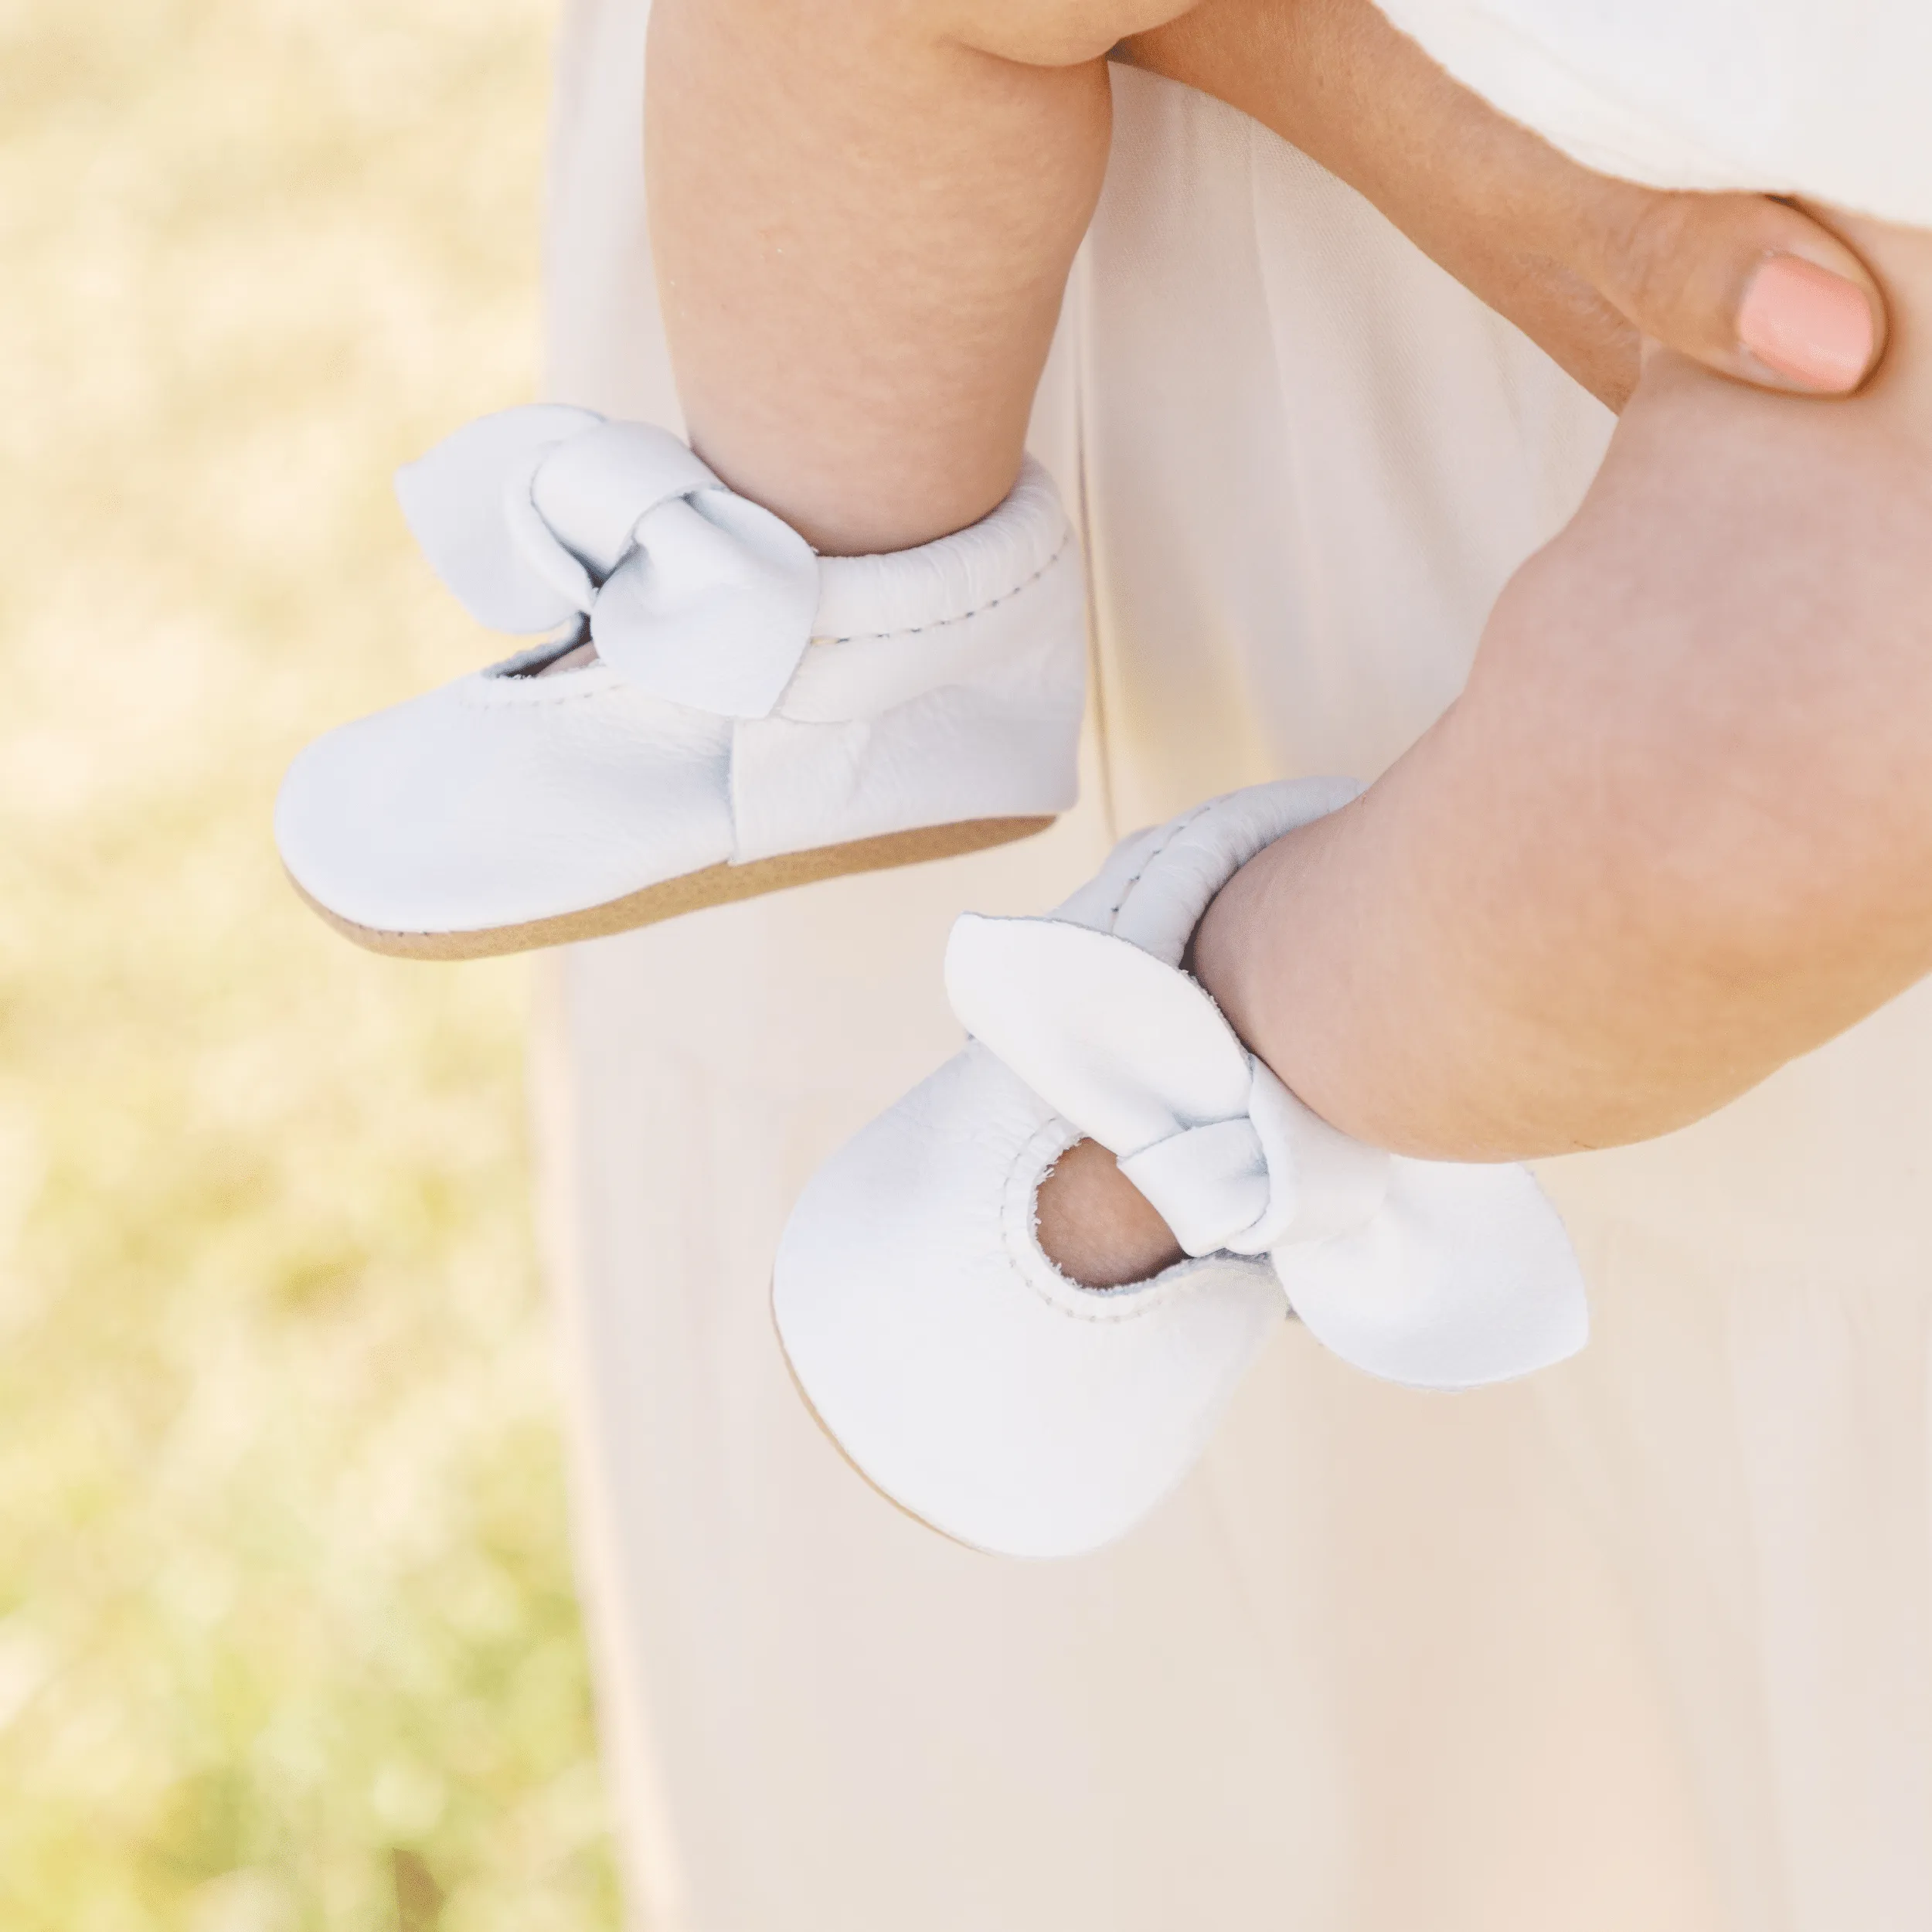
[291,815,1056,961]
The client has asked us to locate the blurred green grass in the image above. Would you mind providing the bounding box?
[0,0,620,1925]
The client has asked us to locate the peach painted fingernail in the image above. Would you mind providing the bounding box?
[1737,254,1876,390]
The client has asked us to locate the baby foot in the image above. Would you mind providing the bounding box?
[773,780,1589,1557]
[277,407,1084,957]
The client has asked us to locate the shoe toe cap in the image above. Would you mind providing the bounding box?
[275,670,733,937]
[773,1047,1285,1560]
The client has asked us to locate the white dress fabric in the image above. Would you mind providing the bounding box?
[1382,0,1932,224]
[535,7,1932,1928]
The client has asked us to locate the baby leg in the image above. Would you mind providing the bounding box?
[648,0,1197,555]
[277,13,1198,953]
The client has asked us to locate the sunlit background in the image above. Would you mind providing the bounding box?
[0,0,620,1924]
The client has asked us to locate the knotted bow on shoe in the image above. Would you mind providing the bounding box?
[395,405,819,719]
[946,915,1388,1257]
[945,909,1590,1389]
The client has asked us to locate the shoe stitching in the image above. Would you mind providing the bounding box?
[998,1116,1190,1328]
[451,527,1073,708]
[1098,798,1219,934]
[987,798,1225,1311]
[459,679,626,709]
[812,527,1072,645]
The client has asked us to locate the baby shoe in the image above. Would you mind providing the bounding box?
[772,780,1589,1558]
[276,406,1083,957]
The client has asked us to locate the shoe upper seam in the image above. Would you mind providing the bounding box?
[998,1114,1208,1328]
[453,527,1073,711]
[459,672,626,709]
[1099,798,1219,935]
[811,527,1073,645]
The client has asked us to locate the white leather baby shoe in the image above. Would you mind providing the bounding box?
[772,780,1589,1559]
[275,406,1083,957]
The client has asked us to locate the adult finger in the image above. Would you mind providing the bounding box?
[1121,0,1887,408]
[1566,176,1886,397]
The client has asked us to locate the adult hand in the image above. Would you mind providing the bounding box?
[1120,0,1886,410]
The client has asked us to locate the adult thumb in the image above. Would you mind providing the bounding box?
[1575,184,1886,396]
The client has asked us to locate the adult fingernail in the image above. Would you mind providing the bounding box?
[1737,254,1876,391]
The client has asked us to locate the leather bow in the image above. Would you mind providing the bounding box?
[395,405,819,719]
[945,914,1388,1258]
[944,908,1590,1390]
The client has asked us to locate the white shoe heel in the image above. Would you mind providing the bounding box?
[773,779,1589,1558]
[275,407,1083,957]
